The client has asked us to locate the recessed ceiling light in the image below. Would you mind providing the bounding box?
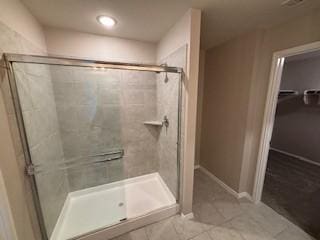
[97,15,116,28]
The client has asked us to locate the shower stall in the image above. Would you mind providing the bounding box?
[2,53,183,240]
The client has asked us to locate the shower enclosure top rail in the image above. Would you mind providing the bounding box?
[3,53,183,73]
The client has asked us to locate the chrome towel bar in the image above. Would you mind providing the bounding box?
[26,149,124,176]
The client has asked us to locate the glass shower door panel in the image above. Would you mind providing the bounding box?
[12,62,126,239]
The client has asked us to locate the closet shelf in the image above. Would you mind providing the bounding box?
[278,90,299,102]
[278,90,298,97]
[143,121,163,126]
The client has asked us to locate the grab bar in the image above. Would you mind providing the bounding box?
[26,149,124,176]
[89,149,124,158]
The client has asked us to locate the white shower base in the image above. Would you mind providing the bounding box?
[50,173,176,240]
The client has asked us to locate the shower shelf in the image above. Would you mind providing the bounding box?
[143,121,163,126]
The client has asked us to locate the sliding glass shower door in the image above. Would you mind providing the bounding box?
[12,62,127,239]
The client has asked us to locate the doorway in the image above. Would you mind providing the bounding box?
[253,42,320,239]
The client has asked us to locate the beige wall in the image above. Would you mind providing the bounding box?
[0,89,22,240]
[185,8,201,213]
[201,8,320,195]
[156,11,191,61]
[0,0,46,50]
[201,30,262,191]
[45,27,156,64]
[195,49,205,166]
[0,169,17,239]
[157,8,201,214]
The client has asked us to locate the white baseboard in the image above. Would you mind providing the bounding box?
[238,192,253,201]
[194,165,200,170]
[198,166,252,201]
[270,147,320,167]
[180,212,194,220]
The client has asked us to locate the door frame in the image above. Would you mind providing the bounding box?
[252,41,320,203]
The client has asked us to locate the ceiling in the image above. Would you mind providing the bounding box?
[21,0,320,49]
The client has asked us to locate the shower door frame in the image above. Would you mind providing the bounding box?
[3,53,184,240]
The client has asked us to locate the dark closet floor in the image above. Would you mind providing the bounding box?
[262,150,320,239]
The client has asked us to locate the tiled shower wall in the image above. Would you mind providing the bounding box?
[0,21,69,237]
[157,46,187,198]
[49,48,186,196]
[50,67,123,191]
[121,71,159,178]
[50,67,159,191]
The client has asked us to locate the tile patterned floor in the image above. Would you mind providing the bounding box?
[112,169,314,240]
